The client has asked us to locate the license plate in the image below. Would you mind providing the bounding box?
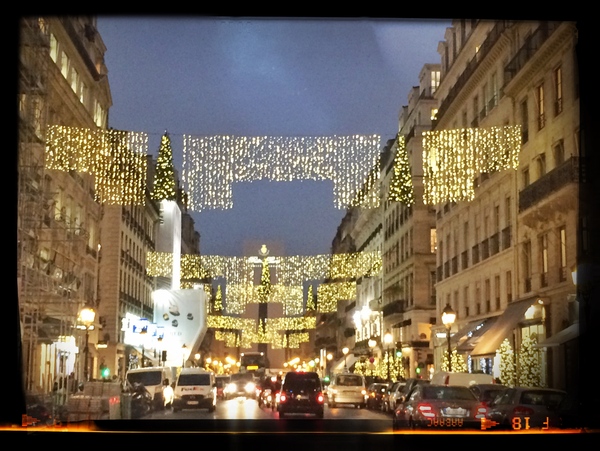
[187,400,199,405]
[443,407,466,416]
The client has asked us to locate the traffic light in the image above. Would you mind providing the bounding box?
[323,376,330,384]
[101,365,110,379]
[396,350,402,358]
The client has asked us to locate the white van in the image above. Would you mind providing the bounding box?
[125,367,174,410]
[430,371,494,387]
[172,368,217,413]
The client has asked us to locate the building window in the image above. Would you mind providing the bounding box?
[490,71,498,109]
[494,275,501,310]
[431,70,440,94]
[49,33,59,63]
[554,66,563,115]
[505,195,511,226]
[521,99,529,144]
[537,83,546,130]
[536,153,547,178]
[430,228,437,253]
[506,270,512,303]
[522,166,530,188]
[553,139,565,167]
[540,233,549,287]
[463,286,469,318]
[484,279,491,313]
[559,226,567,282]
[523,240,532,292]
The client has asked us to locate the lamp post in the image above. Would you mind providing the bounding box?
[384,331,393,381]
[327,353,333,379]
[342,347,349,372]
[78,305,96,382]
[441,303,456,372]
[182,344,187,368]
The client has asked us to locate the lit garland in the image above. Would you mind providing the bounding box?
[306,285,316,312]
[213,285,223,312]
[388,135,414,205]
[151,132,177,201]
[257,257,273,303]
[317,282,356,313]
[422,125,521,205]
[181,134,381,210]
[45,125,148,205]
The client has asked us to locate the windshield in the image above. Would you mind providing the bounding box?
[177,374,211,386]
[126,371,162,386]
[335,375,363,387]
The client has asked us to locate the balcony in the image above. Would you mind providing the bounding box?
[519,156,579,213]
[382,299,406,317]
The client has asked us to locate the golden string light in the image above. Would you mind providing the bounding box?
[388,136,414,205]
[45,125,148,205]
[182,134,381,210]
[422,125,521,205]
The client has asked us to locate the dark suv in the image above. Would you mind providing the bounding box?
[277,371,325,419]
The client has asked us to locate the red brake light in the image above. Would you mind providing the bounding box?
[417,402,436,418]
[279,393,287,403]
[317,393,324,404]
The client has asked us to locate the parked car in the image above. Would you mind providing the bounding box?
[366,382,389,410]
[393,384,488,430]
[468,383,508,406]
[327,372,367,409]
[487,386,568,430]
[382,381,406,413]
[277,371,325,419]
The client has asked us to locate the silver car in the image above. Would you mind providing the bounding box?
[327,373,367,409]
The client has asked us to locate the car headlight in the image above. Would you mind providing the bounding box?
[225,383,236,393]
[245,382,256,393]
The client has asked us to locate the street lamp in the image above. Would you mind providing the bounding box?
[441,303,456,372]
[384,331,393,381]
[342,347,349,372]
[78,305,96,382]
[327,353,333,379]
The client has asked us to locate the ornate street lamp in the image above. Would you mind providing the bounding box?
[441,303,456,372]
[78,305,96,381]
[384,330,393,381]
[368,338,377,376]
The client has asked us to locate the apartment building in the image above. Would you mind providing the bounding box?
[17,17,111,392]
[431,20,579,391]
[382,64,441,379]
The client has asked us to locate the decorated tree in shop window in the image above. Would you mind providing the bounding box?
[151,131,177,201]
[441,349,468,373]
[498,338,516,386]
[517,334,543,387]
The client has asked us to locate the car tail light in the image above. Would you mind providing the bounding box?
[513,405,534,416]
[279,393,288,403]
[317,393,325,404]
[474,404,488,419]
[361,389,367,396]
[417,402,436,418]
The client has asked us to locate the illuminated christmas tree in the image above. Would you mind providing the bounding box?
[152,131,177,201]
[517,334,543,387]
[441,349,467,372]
[257,257,272,303]
[498,338,516,386]
[388,136,414,205]
[213,285,223,313]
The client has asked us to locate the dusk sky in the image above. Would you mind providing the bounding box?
[96,16,451,257]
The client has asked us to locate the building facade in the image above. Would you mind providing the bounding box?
[17,16,111,393]
[430,20,579,392]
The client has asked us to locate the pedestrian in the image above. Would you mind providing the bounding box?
[162,379,174,409]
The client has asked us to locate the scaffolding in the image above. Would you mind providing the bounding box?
[17,17,89,395]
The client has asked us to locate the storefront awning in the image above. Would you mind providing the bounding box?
[331,354,359,374]
[447,319,489,345]
[470,299,536,357]
[457,317,498,353]
[534,323,579,348]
